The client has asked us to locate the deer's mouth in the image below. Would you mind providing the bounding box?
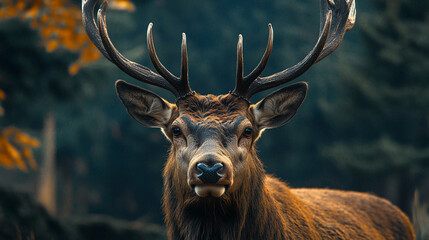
[193,184,227,198]
[187,157,234,197]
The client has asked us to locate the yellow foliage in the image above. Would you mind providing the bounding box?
[0,89,4,117]
[68,62,81,76]
[0,127,40,171]
[0,0,135,75]
[110,0,136,11]
[46,40,59,52]
[0,91,39,171]
[13,131,40,147]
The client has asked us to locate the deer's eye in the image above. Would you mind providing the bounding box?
[243,127,253,138]
[172,126,182,137]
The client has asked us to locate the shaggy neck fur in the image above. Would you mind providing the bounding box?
[162,150,320,240]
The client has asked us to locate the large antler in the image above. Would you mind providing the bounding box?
[232,0,356,100]
[82,0,193,99]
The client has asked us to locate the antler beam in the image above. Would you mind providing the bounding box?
[82,0,193,99]
[232,0,356,100]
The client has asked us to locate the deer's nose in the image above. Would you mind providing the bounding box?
[196,163,223,184]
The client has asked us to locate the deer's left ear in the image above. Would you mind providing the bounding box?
[251,82,308,129]
[115,80,176,128]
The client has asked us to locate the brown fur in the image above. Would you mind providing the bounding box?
[177,94,249,122]
[159,94,415,240]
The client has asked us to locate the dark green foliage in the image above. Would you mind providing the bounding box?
[0,20,76,127]
[0,188,74,240]
[70,215,166,240]
[321,0,429,211]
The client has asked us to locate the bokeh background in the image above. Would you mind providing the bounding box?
[0,0,428,239]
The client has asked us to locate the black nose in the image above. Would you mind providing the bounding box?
[197,163,223,184]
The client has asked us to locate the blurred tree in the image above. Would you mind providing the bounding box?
[0,0,136,217]
[0,0,134,171]
[322,0,429,211]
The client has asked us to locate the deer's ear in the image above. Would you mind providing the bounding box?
[115,80,175,128]
[251,82,308,129]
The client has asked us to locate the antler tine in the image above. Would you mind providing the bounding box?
[236,34,244,88]
[83,0,193,99]
[96,2,179,96]
[232,25,273,97]
[147,24,179,84]
[232,0,355,100]
[181,33,189,84]
[147,24,193,97]
[243,24,273,85]
[245,11,332,98]
[179,32,193,97]
[83,0,140,67]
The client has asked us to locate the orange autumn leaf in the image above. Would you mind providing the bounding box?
[25,5,39,18]
[110,0,135,11]
[81,46,101,62]
[0,153,14,169]
[0,89,4,116]
[74,33,88,46]
[16,0,26,11]
[0,126,39,171]
[22,148,37,169]
[46,40,59,52]
[40,13,49,23]
[13,155,28,171]
[22,147,31,159]
[0,89,5,100]
[27,156,37,169]
[28,138,40,148]
[2,138,22,160]
[29,17,38,28]
[62,37,79,51]
[40,26,54,38]
[13,131,40,147]
[68,62,81,75]
[4,6,18,18]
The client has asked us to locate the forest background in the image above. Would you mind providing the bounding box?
[0,0,428,238]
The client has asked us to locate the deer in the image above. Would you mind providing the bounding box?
[82,0,415,239]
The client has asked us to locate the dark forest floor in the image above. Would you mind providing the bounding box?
[0,188,166,240]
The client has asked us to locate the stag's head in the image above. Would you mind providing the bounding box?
[83,0,355,198]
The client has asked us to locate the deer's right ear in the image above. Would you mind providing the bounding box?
[115,80,176,128]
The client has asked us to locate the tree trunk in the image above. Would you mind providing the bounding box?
[37,113,56,216]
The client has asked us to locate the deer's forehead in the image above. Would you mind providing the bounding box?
[177,94,249,121]
[177,115,247,132]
